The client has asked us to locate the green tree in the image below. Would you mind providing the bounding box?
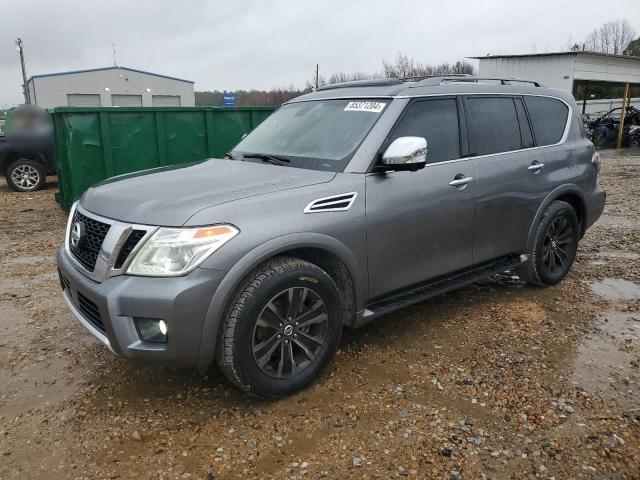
[623,37,640,56]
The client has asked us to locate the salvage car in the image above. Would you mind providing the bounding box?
[0,105,55,192]
[57,76,606,397]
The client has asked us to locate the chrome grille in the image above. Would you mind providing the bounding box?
[69,211,110,271]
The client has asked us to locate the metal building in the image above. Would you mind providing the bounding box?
[471,52,640,91]
[26,66,195,108]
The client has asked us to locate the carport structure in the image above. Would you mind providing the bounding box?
[471,51,640,148]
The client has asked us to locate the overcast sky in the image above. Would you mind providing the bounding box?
[1,0,639,107]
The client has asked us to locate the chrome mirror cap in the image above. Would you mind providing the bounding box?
[381,136,427,168]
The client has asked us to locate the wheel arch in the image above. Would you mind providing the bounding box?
[197,233,363,372]
[1,151,47,175]
[525,185,587,251]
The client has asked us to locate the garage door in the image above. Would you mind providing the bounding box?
[152,95,181,107]
[67,94,101,107]
[111,94,143,107]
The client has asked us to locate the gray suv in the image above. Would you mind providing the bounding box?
[57,76,605,398]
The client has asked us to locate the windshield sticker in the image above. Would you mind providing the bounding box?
[344,101,386,113]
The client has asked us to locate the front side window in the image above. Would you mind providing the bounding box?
[387,98,460,164]
[233,99,388,172]
[524,96,569,146]
[466,97,522,156]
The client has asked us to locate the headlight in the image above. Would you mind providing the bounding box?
[126,225,239,276]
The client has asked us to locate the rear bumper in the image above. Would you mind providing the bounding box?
[585,185,606,232]
[57,246,226,367]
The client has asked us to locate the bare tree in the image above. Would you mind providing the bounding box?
[582,19,636,55]
[383,52,474,78]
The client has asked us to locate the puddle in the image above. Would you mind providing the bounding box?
[572,311,639,410]
[0,302,80,417]
[2,254,52,267]
[590,278,640,301]
[595,251,640,260]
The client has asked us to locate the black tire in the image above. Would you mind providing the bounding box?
[5,158,46,192]
[217,257,343,398]
[516,201,580,286]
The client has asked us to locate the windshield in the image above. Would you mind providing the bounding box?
[232,99,388,172]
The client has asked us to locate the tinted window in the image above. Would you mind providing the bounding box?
[524,96,569,146]
[389,99,460,163]
[514,98,534,149]
[466,97,522,156]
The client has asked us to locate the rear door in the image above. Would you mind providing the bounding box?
[465,95,549,264]
[366,97,477,298]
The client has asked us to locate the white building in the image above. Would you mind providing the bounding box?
[27,66,195,108]
[471,52,640,113]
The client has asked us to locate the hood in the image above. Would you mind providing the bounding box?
[80,158,336,226]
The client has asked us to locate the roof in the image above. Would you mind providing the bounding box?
[28,66,194,84]
[468,51,640,61]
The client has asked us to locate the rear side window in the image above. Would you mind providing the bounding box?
[465,97,522,156]
[524,96,569,146]
[389,98,460,163]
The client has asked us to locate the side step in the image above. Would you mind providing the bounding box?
[355,255,523,328]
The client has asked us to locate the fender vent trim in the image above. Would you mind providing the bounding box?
[304,192,358,213]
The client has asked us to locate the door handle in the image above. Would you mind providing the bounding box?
[449,176,473,187]
[528,162,545,172]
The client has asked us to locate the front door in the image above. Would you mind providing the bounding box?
[365,97,477,299]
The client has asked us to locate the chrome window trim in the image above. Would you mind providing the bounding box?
[385,92,573,169]
[64,202,157,283]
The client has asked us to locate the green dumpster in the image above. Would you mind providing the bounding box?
[52,106,275,210]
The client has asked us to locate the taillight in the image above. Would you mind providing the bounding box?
[592,151,601,175]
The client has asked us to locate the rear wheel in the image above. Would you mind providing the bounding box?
[5,158,46,192]
[516,201,580,286]
[217,257,343,398]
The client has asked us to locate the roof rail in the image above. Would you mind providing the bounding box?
[316,78,403,91]
[400,73,473,82]
[412,76,544,87]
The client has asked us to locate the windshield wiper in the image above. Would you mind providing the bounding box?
[242,152,291,166]
[224,152,242,161]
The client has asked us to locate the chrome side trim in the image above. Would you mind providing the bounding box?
[62,289,114,353]
[64,202,157,283]
[304,192,358,213]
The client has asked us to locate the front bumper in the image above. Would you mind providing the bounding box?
[57,246,226,367]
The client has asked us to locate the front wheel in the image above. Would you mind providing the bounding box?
[516,201,580,286]
[5,158,46,192]
[217,257,343,398]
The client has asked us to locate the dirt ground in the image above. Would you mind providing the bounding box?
[0,150,639,480]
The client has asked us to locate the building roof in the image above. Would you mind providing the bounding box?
[28,66,194,84]
[468,51,640,61]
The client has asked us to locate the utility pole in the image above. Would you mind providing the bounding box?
[15,38,30,104]
[315,64,319,90]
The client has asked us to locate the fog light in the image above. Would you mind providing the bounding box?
[134,318,168,343]
[158,319,168,335]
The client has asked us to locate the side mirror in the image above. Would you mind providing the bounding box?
[380,136,427,171]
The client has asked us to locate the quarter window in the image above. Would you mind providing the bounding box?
[465,97,522,156]
[524,96,569,146]
[389,98,460,164]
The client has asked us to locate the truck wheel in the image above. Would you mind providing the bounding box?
[516,201,580,286]
[217,257,343,398]
[5,158,46,192]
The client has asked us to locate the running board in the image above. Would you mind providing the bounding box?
[355,255,523,328]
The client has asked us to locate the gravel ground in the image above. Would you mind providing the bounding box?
[0,150,639,480]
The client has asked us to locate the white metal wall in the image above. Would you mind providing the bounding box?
[477,55,575,90]
[27,67,195,108]
[477,53,640,92]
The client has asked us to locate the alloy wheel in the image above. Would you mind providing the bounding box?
[252,287,328,378]
[11,164,41,191]
[542,215,575,275]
